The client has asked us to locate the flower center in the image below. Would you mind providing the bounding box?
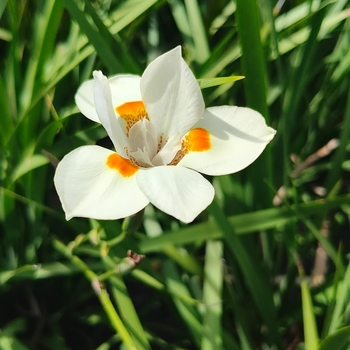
[116,101,149,137]
[115,101,210,168]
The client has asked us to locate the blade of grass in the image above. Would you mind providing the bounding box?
[163,260,202,347]
[325,81,350,192]
[319,326,350,350]
[235,0,274,270]
[140,193,350,253]
[197,76,244,89]
[184,0,210,64]
[0,0,8,18]
[235,0,269,119]
[108,274,151,350]
[62,0,124,73]
[0,74,13,148]
[168,0,193,50]
[325,261,350,335]
[53,240,137,350]
[201,240,223,350]
[208,199,282,347]
[84,0,140,73]
[280,4,326,178]
[109,0,157,34]
[296,256,319,350]
[20,0,63,110]
[301,278,319,350]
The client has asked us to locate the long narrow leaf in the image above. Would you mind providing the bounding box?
[201,240,223,350]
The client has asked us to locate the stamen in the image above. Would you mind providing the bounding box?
[116,101,149,137]
[157,135,163,152]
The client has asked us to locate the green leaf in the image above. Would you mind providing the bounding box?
[324,261,350,335]
[163,260,202,347]
[319,326,350,350]
[140,194,350,253]
[197,76,244,89]
[301,278,319,350]
[184,0,210,64]
[208,200,282,347]
[201,240,224,350]
[11,154,49,183]
[62,0,123,72]
[0,336,31,350]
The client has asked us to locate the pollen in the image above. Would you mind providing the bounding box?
[168,128,211,165]
[106,153,138,177]
[116,101,149,137]
[157,134,163,152]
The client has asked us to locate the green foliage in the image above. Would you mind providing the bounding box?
[1,0,350,349]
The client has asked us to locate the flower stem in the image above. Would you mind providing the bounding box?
[107,209,144,247]
[53,239,137,350]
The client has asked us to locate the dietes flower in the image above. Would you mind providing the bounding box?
[54,47,276,223]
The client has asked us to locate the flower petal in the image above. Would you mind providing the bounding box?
[75,74,142,124]
[54,145,149,220]
[109,75,142,109]
[178,106,276,175]
[75,78,99,123]
[93,71,129,157]
[152,133,182,166]
[140,46,204,138]
[136,166,214,223]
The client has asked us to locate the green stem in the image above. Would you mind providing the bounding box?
[53,240,136,350]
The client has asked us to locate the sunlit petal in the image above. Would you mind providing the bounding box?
[109,75,142,110]
[75,74,142,138]
[75,78,99,123]
[178,106,276,175]
[54,146,149,220]
[136,166,214,223]
[141,46,204,139]
[93,71,128,157]
[152,133,182,166]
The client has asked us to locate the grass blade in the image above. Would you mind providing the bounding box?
[319,326,350,350]
[163,260,202,347]
[201,240,223,350]
[62,0,123,73]
[208,200,282,347]
[184,0,210,64]
[301,279,319,350]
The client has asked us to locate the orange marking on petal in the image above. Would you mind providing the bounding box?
[106,153,138,177]
[168,128,211,166]
[115,101,148,137]
[186,128,211,152]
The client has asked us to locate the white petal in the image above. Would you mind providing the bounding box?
[140,46,204,138]
[75,78,99,123]
[108,75,142,112]
[129,119,158,160]
[136,166,214,223]
[54,145,149,220]
[93,71,128,157]
[178,106,276,175]
[151,133,182,166]
[75,74,141,124]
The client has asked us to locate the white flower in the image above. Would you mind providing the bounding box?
[54,46,276,223]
